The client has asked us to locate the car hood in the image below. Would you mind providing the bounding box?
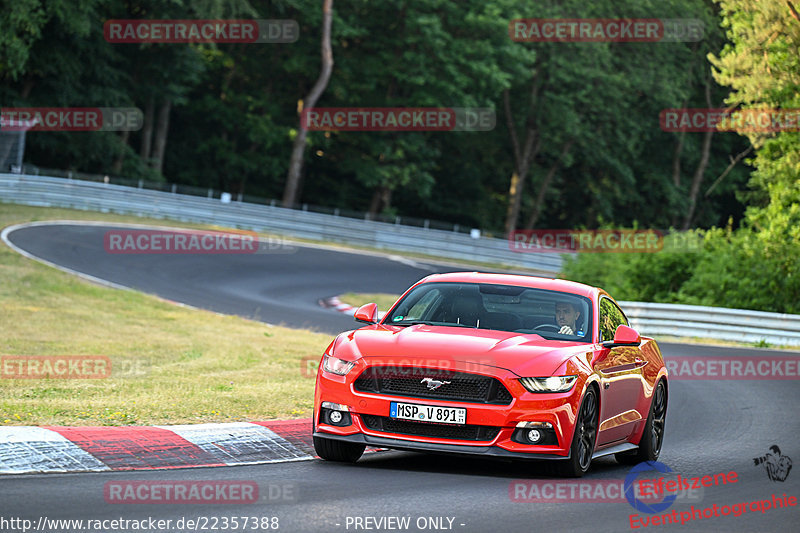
[332,324,592,377]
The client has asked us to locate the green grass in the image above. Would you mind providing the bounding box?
[0,203,331,426]
[3,202,791,427]
[339,292,401,313]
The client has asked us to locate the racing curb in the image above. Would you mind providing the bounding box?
[0,419,323,475]
[318,296,357,316]
[319,296,387,319]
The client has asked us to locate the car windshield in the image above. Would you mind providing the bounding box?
[384,282,592,342]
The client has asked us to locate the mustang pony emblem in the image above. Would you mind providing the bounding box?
[421,377,451,391]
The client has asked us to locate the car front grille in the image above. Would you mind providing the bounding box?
[353,366,513,405]
[360,414,501,442]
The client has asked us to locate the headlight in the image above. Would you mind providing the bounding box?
[322,354,355,376]
[519,375,577,393]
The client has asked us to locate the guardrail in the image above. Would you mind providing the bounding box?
[620,301,800,347]
[0,173,562,273]
[2,173,798,346]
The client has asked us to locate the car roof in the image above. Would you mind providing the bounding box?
[417,272,598,299]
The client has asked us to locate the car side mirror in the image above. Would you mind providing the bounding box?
[602,324,641,348]
[354,303,378,324]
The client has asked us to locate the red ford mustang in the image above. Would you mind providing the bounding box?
[312,272,668,476]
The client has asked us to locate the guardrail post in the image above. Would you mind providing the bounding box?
[171,184,177,194]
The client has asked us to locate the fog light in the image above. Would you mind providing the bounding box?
[512,421,558,446]
[320,404,352,426]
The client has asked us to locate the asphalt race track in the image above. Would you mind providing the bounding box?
[2,221,799,533]
[3,222,452,334]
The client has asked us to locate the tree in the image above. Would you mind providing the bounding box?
[501,0,728,233]
[565,0,800,313]
[283,0,334,207]
[296,0,534,217]
[709,0,800,230]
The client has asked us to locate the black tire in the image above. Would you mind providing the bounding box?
[616,379,667,465]
[558,386,599,478]
[313,435,365,463]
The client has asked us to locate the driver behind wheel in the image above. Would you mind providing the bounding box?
[555,301,582,336]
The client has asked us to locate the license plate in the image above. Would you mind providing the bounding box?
[390,402,466,425]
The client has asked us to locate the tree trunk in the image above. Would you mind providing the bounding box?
[681,128,713,229]
[283,0,334,207]
[669,129,687,227]
[151,99,172,175]
[111,130,130,174]
[367,189,381,218]
[140,96,154,162]
[670,42,700,226]
[503,75,542,236]
[671,130,686,188]
[704,145,753,197]
[525,139,575,229]
[788,1,800,22]
[681,78,715,230]
[21,77,35,99]
[368,185,392,217]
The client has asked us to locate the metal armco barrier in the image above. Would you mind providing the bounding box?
[620,301,800,347]
[2,174,798,346]
[0,173,561,273]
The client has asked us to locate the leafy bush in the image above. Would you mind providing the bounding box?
[563,227,800,314]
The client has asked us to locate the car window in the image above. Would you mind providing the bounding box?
[599,297,628,341]
[384,282,592,342]
[404,288,441,321]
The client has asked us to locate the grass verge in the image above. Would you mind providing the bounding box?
[0,204,329,426]
[339,292,401,313]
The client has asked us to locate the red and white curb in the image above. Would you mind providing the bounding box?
[318,296,357,316]
[0,419,318,475]
[318,296,387,319]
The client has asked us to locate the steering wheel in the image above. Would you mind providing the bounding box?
[533,324,560,332]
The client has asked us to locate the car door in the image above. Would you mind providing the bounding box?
[594,297,647,445]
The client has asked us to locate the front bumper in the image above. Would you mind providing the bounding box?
[312,430,572,461]
[314,358,585,458]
